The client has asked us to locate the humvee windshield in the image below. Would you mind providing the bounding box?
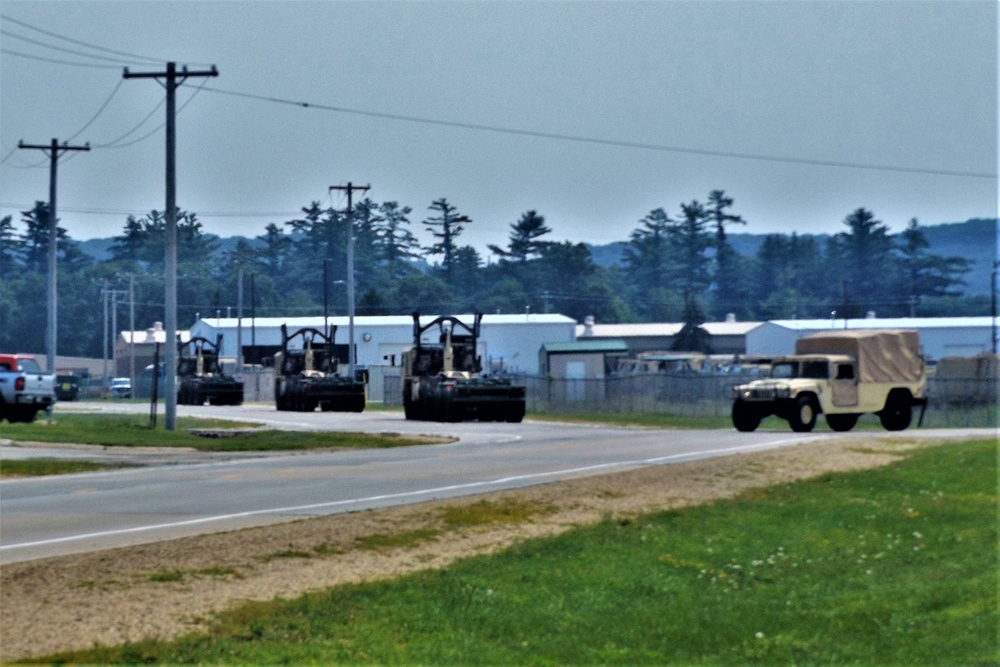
[770,360,829,380]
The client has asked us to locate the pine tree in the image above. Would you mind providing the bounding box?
[422,198,471,284]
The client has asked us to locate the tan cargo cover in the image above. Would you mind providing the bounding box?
[795,330,923,383]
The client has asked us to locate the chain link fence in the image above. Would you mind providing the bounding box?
[380,368,997,427]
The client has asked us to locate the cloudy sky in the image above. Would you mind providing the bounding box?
[1,1,996,255]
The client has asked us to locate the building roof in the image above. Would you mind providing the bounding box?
[542,340,630,354]
[577,321,761,338]
[195,313,577,329]
[765,317,994,331]
[120,329,191,344]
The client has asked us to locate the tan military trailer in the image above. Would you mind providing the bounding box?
[731,329,927,432]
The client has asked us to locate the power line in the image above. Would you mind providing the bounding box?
[197,84,998,180]
[0,47,121,70]
[0,13,210,67]
[0,202,304,218]
[0,28,147,66]
[1,77,208,164]
[67,78,125,141]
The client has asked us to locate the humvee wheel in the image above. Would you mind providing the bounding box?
[879,394,912,431]
[826,413,859,432]
[731,400,761,432]
[789,394,818,432]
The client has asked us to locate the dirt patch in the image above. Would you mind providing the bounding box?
[0,437,927,661]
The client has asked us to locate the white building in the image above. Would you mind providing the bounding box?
[746,317,996,360]
[189,313,577,376]
[576,316,762,355]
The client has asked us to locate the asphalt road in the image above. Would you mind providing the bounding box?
[1,402,992,564]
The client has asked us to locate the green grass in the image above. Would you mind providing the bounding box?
[0,458,137,477]
[0,413,447,451]
[39,438,997,666]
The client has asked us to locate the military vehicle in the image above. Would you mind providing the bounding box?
[274,324,365,412]
[731,329,927,432]
[402,312,526,422]
[176,335,244,406]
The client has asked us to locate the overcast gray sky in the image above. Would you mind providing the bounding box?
[1,1,996,255]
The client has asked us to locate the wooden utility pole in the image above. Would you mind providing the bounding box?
[329,182,369,380]
[17,139,90,374]
[124,62,218,430]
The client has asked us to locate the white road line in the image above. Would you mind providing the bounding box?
[1,437,813,552]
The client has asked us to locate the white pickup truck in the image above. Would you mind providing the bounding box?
[0,353,56,423]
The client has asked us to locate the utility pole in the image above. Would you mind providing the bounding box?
[17,139,90,374]
[236,263,244,373]
[329,182,369,379]
[124,62,218,431]
[128,274,136,389]
[992,261,998,354]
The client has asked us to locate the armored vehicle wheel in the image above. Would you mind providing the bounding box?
[789,394,818,432]
[505,404,525,423]
[879,394,912,431]
[275,389,291,411]
[826,413,859,432]
[403,395,417,420]
[731,400,761,432]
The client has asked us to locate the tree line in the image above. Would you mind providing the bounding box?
[0,190,979,358]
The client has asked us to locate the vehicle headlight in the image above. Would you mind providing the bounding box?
[775,386,791,399]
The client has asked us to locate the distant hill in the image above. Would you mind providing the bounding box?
[585,218,997,296]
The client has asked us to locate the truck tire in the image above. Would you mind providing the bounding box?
[879,394,912,431]
[826,413,859,432]
[731,400,761,432]
[789,394,818,432]
[505,403,525,423]
[8,406,38,423]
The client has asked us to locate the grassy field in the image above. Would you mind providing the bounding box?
[0,413,447,451]
[39,438,997,665]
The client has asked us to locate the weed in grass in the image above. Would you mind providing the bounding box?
[262,550,313,562]
[439,497,553,528]
[312,543,345,556]
[148,570,184,583]
[355,527,441,551]
[194,567,243,579]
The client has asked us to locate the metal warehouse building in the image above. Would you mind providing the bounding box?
[189,313,577,376]
[746,317,997,360]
